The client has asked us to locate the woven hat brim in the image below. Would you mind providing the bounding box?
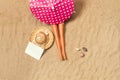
[30,27,54,49]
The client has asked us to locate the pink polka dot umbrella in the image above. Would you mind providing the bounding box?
[30,0,74,60]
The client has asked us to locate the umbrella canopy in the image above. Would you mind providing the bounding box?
[30,0,74,25]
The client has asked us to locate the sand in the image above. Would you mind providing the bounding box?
[0,0,120,80]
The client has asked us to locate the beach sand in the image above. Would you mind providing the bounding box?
[0,0,120,80]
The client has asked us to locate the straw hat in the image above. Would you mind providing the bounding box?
[30,27,54,49]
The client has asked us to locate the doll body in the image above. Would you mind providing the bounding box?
[30,0,74,60]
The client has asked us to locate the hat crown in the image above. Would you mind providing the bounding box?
[35,32,46,44]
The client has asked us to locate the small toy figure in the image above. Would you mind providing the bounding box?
[30,0,74,60]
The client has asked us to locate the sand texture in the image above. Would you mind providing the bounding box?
[0,0,120,80]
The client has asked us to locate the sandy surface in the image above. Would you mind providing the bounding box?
[0,0,120,80]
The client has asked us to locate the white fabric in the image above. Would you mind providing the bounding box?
[25,42,44,60]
